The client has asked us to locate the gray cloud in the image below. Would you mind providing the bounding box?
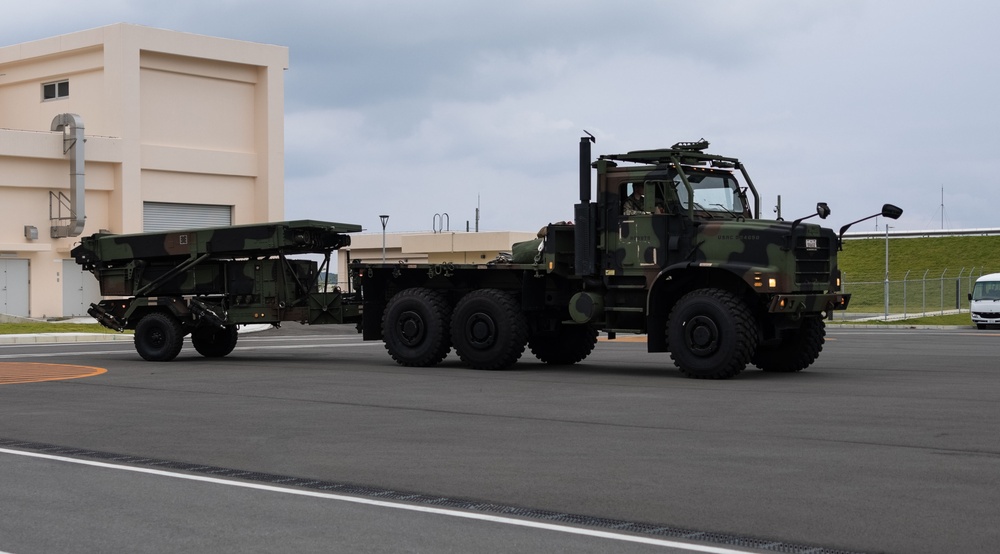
[3,0,999,236]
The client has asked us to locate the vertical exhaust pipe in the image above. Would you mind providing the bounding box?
[574,132,597,276]
[579,131,594,203]
[50,113,86,238]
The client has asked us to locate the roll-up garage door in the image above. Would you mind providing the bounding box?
[143,202,233,232]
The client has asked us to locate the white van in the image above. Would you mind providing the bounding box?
[969,273,1000,329]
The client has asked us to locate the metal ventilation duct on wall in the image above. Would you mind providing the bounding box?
[50,113,86,238]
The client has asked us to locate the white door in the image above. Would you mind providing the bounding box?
[62,260,102,317]
[0,259,30,317]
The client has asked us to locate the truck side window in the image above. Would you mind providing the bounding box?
[622,182,646,215]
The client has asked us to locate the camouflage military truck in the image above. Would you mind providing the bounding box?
[72,220,360,361]
[351,136,901,378]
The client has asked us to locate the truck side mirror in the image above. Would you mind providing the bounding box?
[816,202,830,219]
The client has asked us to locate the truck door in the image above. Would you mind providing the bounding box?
[616,181,661,270]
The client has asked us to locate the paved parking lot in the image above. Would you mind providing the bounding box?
[0,325,997,553]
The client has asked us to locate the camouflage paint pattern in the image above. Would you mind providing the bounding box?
[353,141,850,343]
[73,220,362,331]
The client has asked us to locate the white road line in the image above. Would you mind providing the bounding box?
[233,342,380,351]
[0,447,755,554]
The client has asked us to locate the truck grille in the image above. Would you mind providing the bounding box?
[795,235,832,286]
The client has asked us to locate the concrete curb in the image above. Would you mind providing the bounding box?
[0,333,135,345]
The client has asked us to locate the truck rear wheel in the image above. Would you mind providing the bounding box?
[529,324,598,365]
[451,289,527,370]
[383,288,451,366]
[752,317,825,372]
[667,288,757,379]
[191,325,239,358]
[134,312,185,362]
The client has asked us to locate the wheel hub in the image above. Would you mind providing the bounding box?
[685,315,719,356]
[466,312,497,349]
[398,311,425,346]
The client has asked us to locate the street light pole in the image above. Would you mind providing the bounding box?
[884,224,892,320]
[379,214,389,263]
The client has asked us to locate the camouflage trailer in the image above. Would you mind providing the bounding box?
[72,220,360,361]
[351,136,901,378]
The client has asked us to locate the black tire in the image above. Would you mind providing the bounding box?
[667,288,757,379]
[529,324,598,365]
[976,324,986,330]
[451,289,527,370]
[191,325,239,358]
[134,312,185,362]
[752,318,825,373]
[382,288,451,366]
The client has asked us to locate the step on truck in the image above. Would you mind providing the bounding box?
[350,135,901,378]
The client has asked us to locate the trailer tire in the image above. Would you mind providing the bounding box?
[667,288,757,379]
[134,312,185,362]
[451,289,527,370]
[752,317,825,373]
[383,288,451,367]
[529,324,598,365]
[192,325,239,358]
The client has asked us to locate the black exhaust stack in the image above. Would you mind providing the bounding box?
[574,132,597,276]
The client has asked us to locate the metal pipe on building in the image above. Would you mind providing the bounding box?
[50,113,86,238]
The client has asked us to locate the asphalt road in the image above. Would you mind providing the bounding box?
[0,325,997,554]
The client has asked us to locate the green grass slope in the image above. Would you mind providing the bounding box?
[838,234,1000,313]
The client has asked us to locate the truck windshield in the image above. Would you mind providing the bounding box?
[671,171,748,218]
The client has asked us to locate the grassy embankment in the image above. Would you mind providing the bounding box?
[837,234,1000,324]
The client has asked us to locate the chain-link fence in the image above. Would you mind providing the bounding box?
[839,268,988,318]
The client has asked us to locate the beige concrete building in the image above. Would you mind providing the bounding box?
[0,24,288,318]
[336,230,538,288]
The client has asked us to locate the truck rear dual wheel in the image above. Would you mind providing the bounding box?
[752,317,825,372]
[667,288,758,379]
[191,325,239,358]
[529,324,598,365]
[382,288,452,367]
[451,289,527,370]
[134,312,185,362]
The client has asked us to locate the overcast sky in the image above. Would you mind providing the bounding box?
[4,1,998,236]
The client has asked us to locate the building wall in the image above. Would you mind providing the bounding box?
[336,231,537,289]
[0,24,288,318]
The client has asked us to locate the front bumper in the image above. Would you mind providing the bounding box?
[768,293,850,314]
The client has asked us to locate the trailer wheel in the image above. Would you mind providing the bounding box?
[451,289,527,370]
[528,324,598,365]
[383,288,451,366]
[192,325,239,358]
[667,288,757,379]
[752,317,825,373]
[134,312,185,362]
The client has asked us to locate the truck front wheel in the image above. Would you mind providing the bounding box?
[134,312,185,362]
[382,288,451,366]
[752,317,825,372]
[451,289,527,370]
[192,325,239,358]
[667,288,757,379]
[529,324,598,365]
